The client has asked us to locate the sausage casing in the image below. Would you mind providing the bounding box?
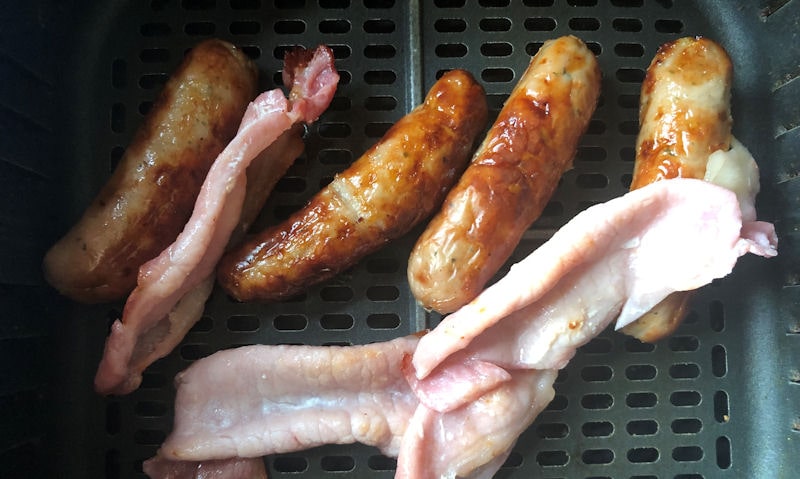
[622,36,733,342]
[43,39,258,303]
[217,69,488,302]
[407,35,601,314]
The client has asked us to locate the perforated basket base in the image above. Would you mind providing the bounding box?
[41,1,800,478]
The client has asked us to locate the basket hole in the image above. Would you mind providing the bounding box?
[576,173,608,189]
[105,449,120,479]
[581,393,613,410]
[320,285,354,302]
[364,19,395,33]
[180,344,213,360]
[672,446,703,462]
[581,336,612,353]
[319,149,352,166]
[321,455,355,472]
[434,18,466,32]
[524,17,557,31]
[112,59,127,88]
[106,402,121,435]
[273,456,308,473]
[319,122,351,138]
[111,103,125,133]
[624,337,655,352]
[274,314,308,331]
[581,365,613,382]
[319,19,350,34]
[618,120,639,135]
[140,372,167,389]
[670,390,701,407]
[537,422,569,439]
[620,146,636,162]
[227,315,259,332]
[672,417,702,434]
[365,0,394,7]
[612,17,643,32]
[569,17,600,31]
[669,335,699,352]
[134,400,168,417]
[274,176,306,193]
[576,146,607,162]
[545,394,568,411]
[616,68,646,83]
[625,364,657,381]
[367,285,399,301]
[710,300,725,331]
[626,419,657,436]
[189,316,213,333]
[536,450,569,467]
[617,94,639,108]
[435,43,467,58]
[366,257,399,273]
[626,392,657,408]
[479,17,512,32]
[481,42,513,57]
[184,21,215,35]
[364,70,397,85]
[586,119,606,134]
[582,449,614,465]
[231,0,260,9]
[365,44,396,59]
[615,42,645,57]
[140,22,171,36]
[366,313,400,329]
[134,429,166,446]
[139,73,168,89]
[230,21,260,35]
[365,122,393,138]
[714,390,729,423]
[669,363,700,379]
[481,68,514,83]
[541,200,563,218]
[716,436,731,469]
[627,447,659,463]
[655,18,684,33]
[368,455,396,470]
[365,95,397,111]
[582,421,614,437]
[501,451,523,468]
[712,345,728,377]
[320,314,353,330]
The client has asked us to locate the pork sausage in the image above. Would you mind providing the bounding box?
[407,35,602,314]
[622,36,733,342]
[217,69,488,302]
[43,39,258,303]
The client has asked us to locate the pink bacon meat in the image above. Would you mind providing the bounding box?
[94,46,339,396]
[145,178,777,479]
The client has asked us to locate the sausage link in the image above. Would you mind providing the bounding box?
[43,39,258,303]
[622,36,733,342]
[217,69,488,302]
[407,35,601,314]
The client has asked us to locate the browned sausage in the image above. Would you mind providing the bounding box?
[622,36,733,342]
[43,39,258,303]
[407,35,602,314]
[217,69,488,302]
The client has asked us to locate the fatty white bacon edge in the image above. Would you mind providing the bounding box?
[93,46,339,396]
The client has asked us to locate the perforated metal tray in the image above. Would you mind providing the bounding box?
[2,0,799,478]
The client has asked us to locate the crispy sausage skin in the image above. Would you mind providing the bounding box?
[407,35,601,314]
[217,69,488,302]
[622,37,733,342]
[43,39,258,303]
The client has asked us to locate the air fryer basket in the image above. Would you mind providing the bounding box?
[2,0,798,478]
